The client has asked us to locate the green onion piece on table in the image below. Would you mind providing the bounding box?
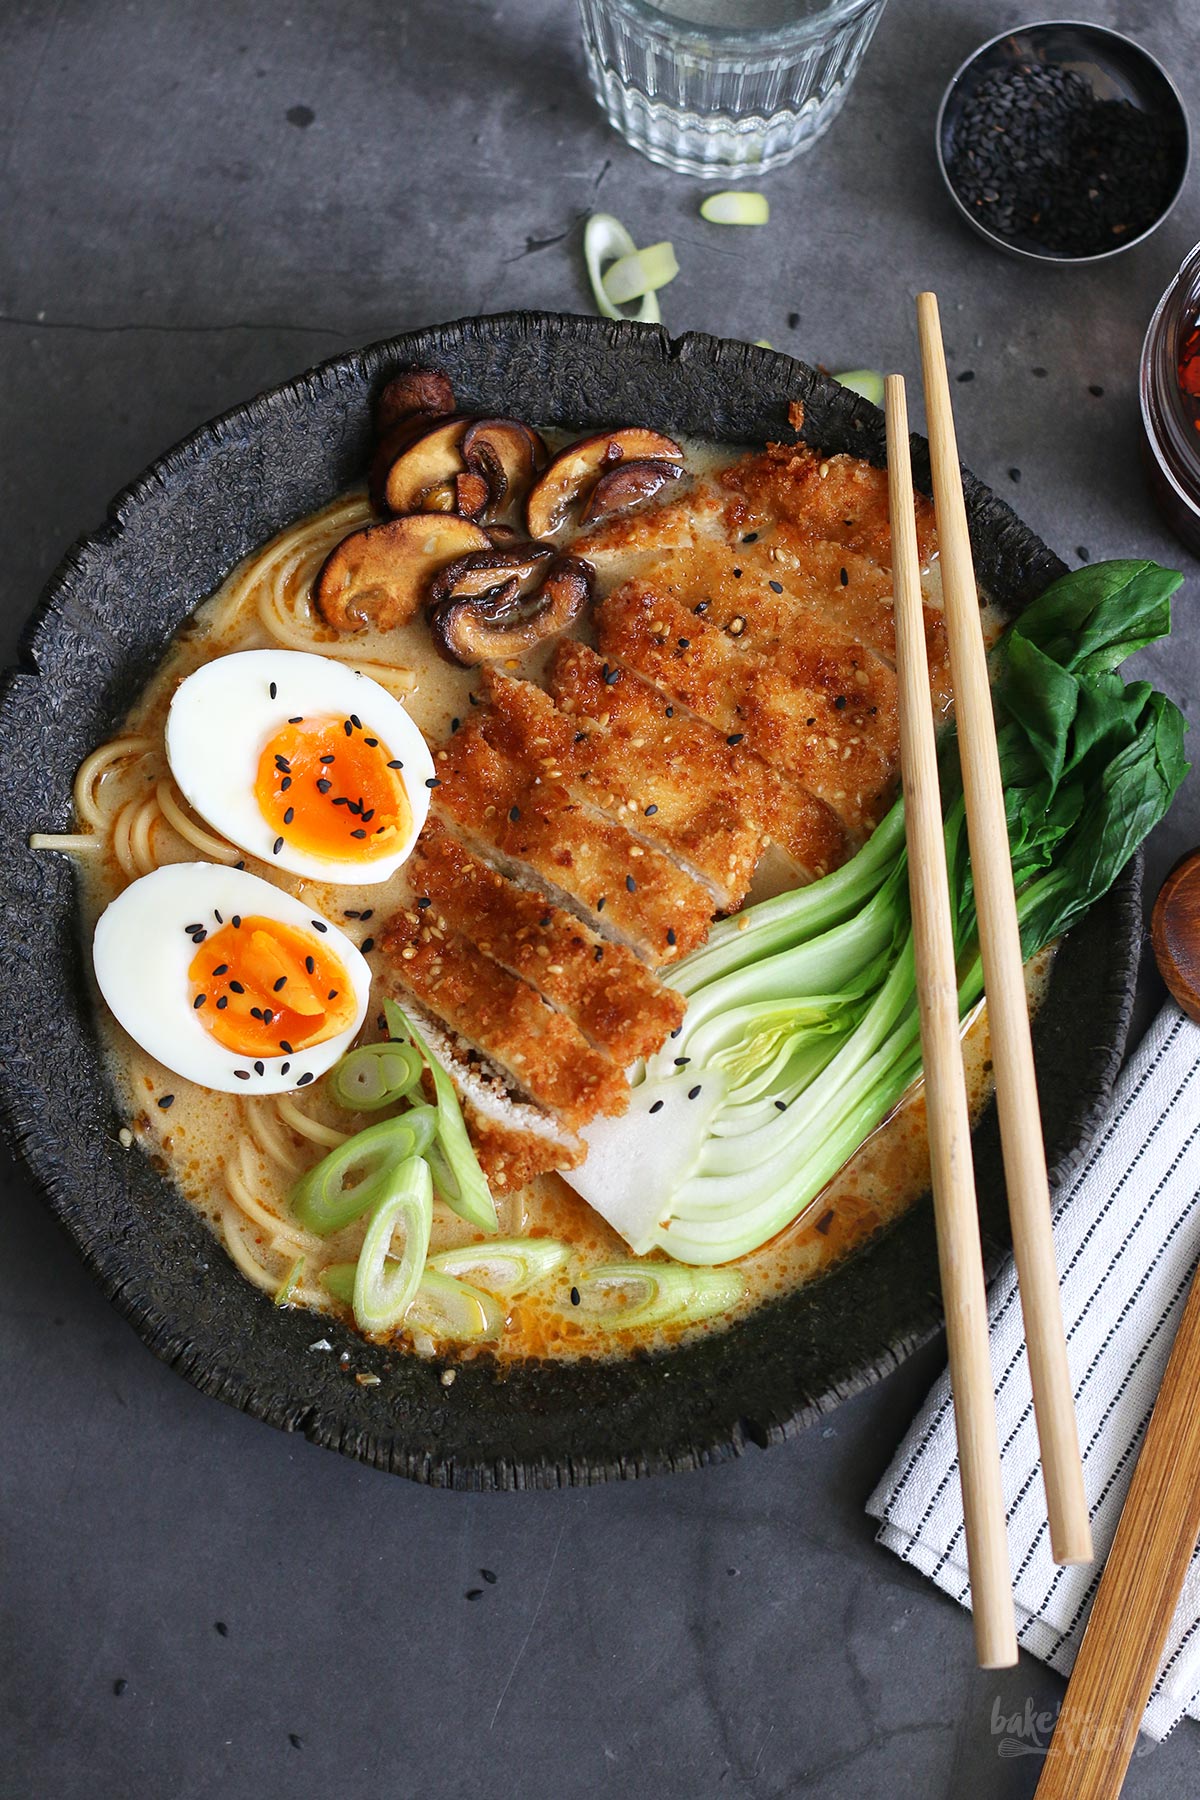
[290,1106,436,1235]
[833,369,885,406]
[384,1000,498,1234]
[584,214,662,325]
[273,1254,305,1308]
[602,241,680,308]
[328,1039,423,1113]
[700,190,770,225]
[576,1261,744,1328]
[427,1236,569,1296]
[406,1269,506,1342]
[352,1156,433,1334]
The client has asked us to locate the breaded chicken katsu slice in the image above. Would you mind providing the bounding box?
[475,665,761,910]
[720,440,939,571]
[594,579,902,837]
[408,818,684,1064]
[431,712,713,964]
[546,641,847,887]
[381,904,628,1132]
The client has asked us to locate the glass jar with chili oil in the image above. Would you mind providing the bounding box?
[1141,241,1200,556]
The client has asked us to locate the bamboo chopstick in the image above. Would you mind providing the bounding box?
[916,291,1092,1568]
[885,374,1017,1669]
[1033,1263,1200,1799]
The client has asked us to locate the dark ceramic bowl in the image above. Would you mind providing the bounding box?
[0,312,1140,1489]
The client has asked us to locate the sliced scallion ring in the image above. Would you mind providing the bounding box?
[289,1106,436,1235]
[329,1040,424,1113]
[584,213,662,325]
[700,191,770,226]
[575,1260,744,1329]
[833,369,885,407]
[384,1000,498,1235]
[352,1156,433,1334]
[427,1236,569,1296]
[602,241,679,308]
[406,1269,506,1342]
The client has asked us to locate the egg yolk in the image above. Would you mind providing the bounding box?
[253,715,411,864]
[188,915,356,1060]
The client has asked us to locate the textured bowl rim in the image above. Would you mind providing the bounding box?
[0,311,1142,1488]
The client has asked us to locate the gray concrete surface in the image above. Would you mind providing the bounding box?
[2,2,1198,1795]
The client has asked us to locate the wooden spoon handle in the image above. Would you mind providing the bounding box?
[1035,1262,1200,1798]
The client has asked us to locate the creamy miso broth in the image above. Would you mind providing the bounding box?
[59,438,1036,1364]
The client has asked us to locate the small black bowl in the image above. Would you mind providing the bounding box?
[937,20,1190,264]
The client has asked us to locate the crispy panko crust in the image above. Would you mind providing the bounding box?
[381,905,628,1131]
[431,710,713,964]
[479,664,762,909]
[720,441,939,571]
[549,641,849,880]
[409,818,684,1064]
[461,1099,584,1192]
[595,579,902,836]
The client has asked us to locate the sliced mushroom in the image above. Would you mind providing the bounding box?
[314,513,491,633]
[374,367,457,435]
[382,415,472,515]
[427,541,555,608]
[368,417,436,513]
[429,554,593,666]
[579,457,684,524]
[455,470,491,520]
[525,428,685,540]
[462,418,548,517]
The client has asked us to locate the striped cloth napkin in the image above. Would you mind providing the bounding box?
[867,1003,1200,1741]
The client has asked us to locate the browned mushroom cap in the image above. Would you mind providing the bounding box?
[427,541,555,608]
[314,513,492,633]
[525,428,684,540]
[381,415,474,515]
[428,554,593,666]
[454,470,491,520]
[374,367,456,435]
[579,457,684,524]
[462,418,548,516]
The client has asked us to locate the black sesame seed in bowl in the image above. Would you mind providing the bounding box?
[936,21,1189,264]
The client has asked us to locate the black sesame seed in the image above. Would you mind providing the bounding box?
[269,681,277,699]
[666,927,676,946]
[569,1286,581,1307]
[317,779,332,793]
[193,994,206,1009]
[360,909,373,920]
[289,1733,303,1749]
[212,964,229,975]
[1009,467,1021,483]
[775,1099,788,1111]
[596,895,606,911]
[833,695,847,711]
[509,805,521,822]
[539,913,552,928]
[361,937,374,953]
[573,730,587,744]
[674,1056,690,1066]
[1089,383,1104,397]
[481,1569,497,1584]
[732,568,742,579]
[742,531,758,543]
[214,911,223,923]
[365,736,378,747]
[273,977,287,992]
[305,955,315,973]
[727,732,744,746]
[644,804,658,816]
[425,778,440,788]
[232,915,241,929]
[649,1100,664,1114]
[625,874,636,893]
[594,944,604,962]
[217,996,228,1010]
[956,370,975,383]
[288,716,303,725]
[311,921,328,933]
[297,1071,314,1086]
[234,1069,250,1081]
[254,1061,265,1076]
[665,706,674,718]
[280,1062,290,1075]
[694,600,709,614]
[465,1589,483,1602]
[768,579,783,594]
[283,808,294,825]
[273,836,284,855]
[279,1040,293,1055]
[1077,545,1091,562]
[274,756,291,772]
[678,637,690,649]
[688,1085,701,1100]
[343,720,353,736]
[185,922,203,935]
[157,1094,175,1110]
[602,664,620,685]
[788,311,800,328]
[387,759,403,769]
[350,714,362,729]
[281,776,292,792]
[113,1679,127,1696]
[417,897,432,909]
[351,828,367,838]
[327,989,338,1000]
[250,1007,264,1021]
[332,796,349,807]
[840,567,849,585]
[320,754,336,764]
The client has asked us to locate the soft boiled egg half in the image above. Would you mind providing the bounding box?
[93,863,371,1094]
[165,649,434,884]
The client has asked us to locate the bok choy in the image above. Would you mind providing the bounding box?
[572,560,1188,1264]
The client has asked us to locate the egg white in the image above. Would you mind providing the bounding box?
[165,649,434,884]
[93,862,372,1095]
